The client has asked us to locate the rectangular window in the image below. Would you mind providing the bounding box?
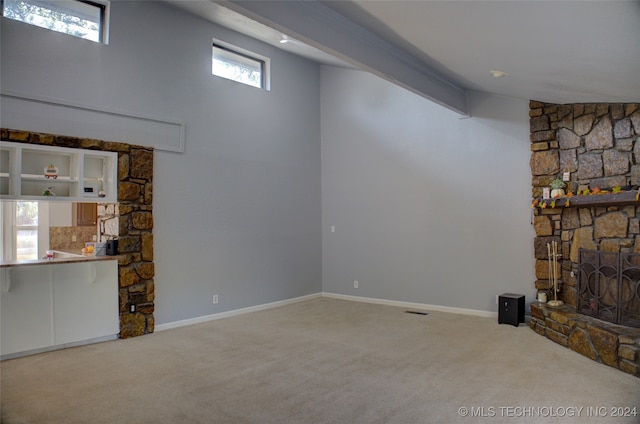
[212,39,270,90]
[15,201,38,260]
[1,201,49,261]
[1,0,109,43]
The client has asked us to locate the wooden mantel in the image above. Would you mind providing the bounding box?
[534,190,640,209]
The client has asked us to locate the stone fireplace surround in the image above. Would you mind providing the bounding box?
[529,101,640,377]
[1,128,154,339]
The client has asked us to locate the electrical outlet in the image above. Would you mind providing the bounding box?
[92,235,97,241]
[562,171,571,182]
[72,235,77,242]
[354,281,358,289]
[129,304,136,313]
[213,295,219,304]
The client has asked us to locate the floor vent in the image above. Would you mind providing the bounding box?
[405,311,429,316]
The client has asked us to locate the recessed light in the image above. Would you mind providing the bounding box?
[490,70,507,78]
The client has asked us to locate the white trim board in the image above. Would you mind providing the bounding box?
[0,91,185,153]
[156,292,497,332]
[155,293,323,332]
[0,334,118,361]
[322,292,498,319]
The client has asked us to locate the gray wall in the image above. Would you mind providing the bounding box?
[321,67,535,312]
[2,0,536,323]
[1,1,323,324]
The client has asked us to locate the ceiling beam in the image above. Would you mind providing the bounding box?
[216,0,469,116]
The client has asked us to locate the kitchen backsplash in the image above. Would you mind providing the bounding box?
[49,226,97,251]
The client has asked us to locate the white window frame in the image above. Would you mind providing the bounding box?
[1,0,111,44]
[212,38,271,91]
[1,201,49,261]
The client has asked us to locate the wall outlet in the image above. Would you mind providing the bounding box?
[129,303,136,313]
[213,295,219,304]
[72,235,77,242]
[354,281,358,289]
[92,235,97,241]
[562,171,571,182]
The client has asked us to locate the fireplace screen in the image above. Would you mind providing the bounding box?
[577,249,640,328]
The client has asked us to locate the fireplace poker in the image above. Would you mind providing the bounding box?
[548,241,564,307]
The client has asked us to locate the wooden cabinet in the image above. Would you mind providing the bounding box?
[75,203,97,226]
[0,141,117,202]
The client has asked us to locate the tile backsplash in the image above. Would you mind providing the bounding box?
[49,226,97,251]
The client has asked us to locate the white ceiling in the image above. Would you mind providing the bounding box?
[168,0,640,110]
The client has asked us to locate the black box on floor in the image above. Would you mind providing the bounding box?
[498,293,525,327]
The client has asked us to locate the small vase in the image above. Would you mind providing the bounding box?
[551,188,565,198]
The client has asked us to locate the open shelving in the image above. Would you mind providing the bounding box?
[0,141,117,202]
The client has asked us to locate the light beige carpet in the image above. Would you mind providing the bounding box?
[1,297,639,423]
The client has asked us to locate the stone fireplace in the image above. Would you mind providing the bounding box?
[529,101,640,377]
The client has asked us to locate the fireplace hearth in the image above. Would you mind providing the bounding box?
[530,302,640,377]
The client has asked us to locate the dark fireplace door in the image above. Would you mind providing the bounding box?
[577,249,640,328]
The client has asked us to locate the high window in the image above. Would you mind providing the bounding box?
[212,39,270,90]
[1,0,109,43]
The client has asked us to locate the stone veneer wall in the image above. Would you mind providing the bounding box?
[530,101,640,305]
[529,102,640,377]
[1,128,154,338]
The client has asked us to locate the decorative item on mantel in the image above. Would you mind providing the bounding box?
[531,186,640,209]
[44,164,58,179]
[546,241,563,307]
[549,177,565,199]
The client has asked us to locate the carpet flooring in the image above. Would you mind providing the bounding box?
[2,297,639,423]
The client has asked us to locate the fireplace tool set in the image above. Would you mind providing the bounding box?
[547,241,564,307]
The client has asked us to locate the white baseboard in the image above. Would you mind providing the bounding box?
[156,292,497,332]
[322,292,498,319]
[155,293,322,332]
[1,334,118,361]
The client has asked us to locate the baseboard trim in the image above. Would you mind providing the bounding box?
[1,334,118,361]
[322,292,498,319]
[155,293,323,332]
[156,292,498,332]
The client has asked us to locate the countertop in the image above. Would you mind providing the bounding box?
[1,251,120,268]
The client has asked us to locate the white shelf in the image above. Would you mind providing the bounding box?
[0,141,117,202]
[20,174,78,182]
